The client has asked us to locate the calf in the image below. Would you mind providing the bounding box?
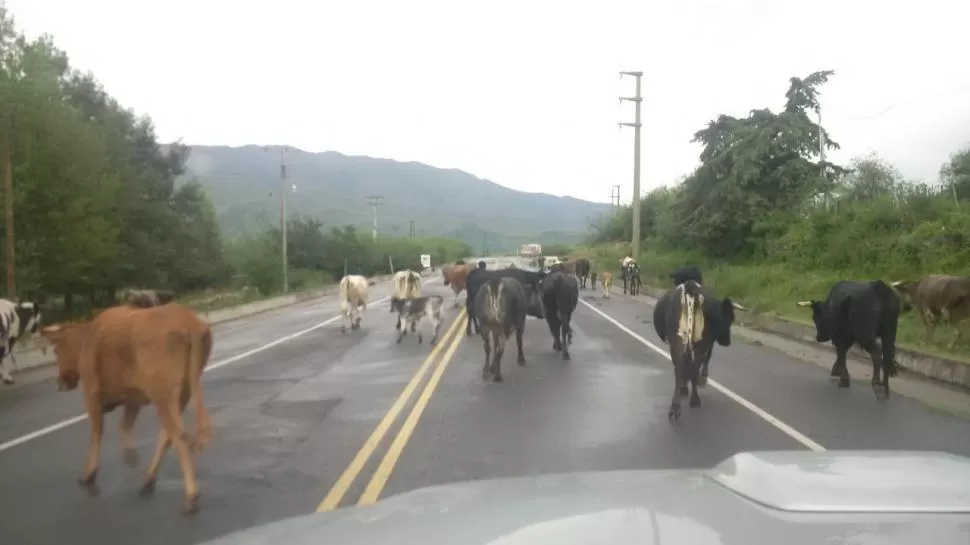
[0,299,43,385]
[796,280,899,400]
[39,303,213,515]
[590,271,598,291]
[600,271,612,299]
[339,274,369,333]
[575,258,591,289]
[542,270,579,361]
[891,275,970,348]
[395,295,446,345]
[473,277,533,382]
[465,268,546,335]
[390,270,423,330]
[654,282,743,392]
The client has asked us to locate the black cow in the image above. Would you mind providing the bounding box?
[622,261,642,295]
[473,277,536,382]
[542,270,579,361]
[670,266,703,287]
[575,258,591,290]
[654,281,743,414]
[590,271,598,290]
[796,280,900,400]
[0,299,43,385]
[465,268,545,336]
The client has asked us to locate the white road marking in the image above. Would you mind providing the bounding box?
[0,277,440,454]
[578,298,827,452]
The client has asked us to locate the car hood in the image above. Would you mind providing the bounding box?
[200,451,970,545]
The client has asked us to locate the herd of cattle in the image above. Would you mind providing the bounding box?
[0,261,967,516]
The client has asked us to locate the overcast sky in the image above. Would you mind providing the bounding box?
[7,0,969,204]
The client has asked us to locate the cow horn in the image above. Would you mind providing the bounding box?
[732,302,747,311]
[41,325,62,333]
[796,301,812,307]
[890,280,904,287]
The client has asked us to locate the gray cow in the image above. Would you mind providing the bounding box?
[394,295,446,345]
[473,276,544,383]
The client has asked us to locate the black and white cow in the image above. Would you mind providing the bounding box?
[620,257,642,295]
[473,276,539,382]
[395,295,446,345]
[0,299,43,385]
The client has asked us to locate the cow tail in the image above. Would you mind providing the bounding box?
[339,276,350,316]
[676,282,705,360]
[187,328,213,450]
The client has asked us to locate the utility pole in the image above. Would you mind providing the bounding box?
[1,113,15,299]
[408,219,416,240]
[265,145,290,293]
[610,184,621,207]
[619,71,643,261]
[366,195,383,241]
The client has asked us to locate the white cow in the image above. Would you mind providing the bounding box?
[339,274,370,333]
[390,270,423,331]
[0,299,43,385]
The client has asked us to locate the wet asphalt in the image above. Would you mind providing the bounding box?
[2,273,970,545]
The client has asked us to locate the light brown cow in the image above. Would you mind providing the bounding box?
[441,263,473,308]
[600,271,613,299]
[40,303,213,515]
[892,275,970,347]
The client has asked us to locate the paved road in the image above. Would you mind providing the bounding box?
[2,273,970,545]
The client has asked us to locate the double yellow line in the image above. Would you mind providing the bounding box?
[316,307,468,511]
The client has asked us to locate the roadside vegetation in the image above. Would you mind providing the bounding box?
[0,7,471,323]
[578,70,970,360]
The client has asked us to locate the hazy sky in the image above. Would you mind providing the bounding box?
[7,0,969,204]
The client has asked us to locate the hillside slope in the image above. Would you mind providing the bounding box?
[177,145,612,250]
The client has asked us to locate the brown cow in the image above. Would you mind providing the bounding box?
[40,303,213,515]
[600,271,613,299]
[441,263,473,308]
[892,275,970,347]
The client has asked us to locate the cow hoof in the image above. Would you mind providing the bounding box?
[78,475,100,497]
[668,407,681,422]
[697,376,708,388]
[679,385,689,397]
[837,377,851,389]
[481,371,491,382]
[1,377,13,385]
[492,374,504,383]
[872,383,889,401]
[341,325,347,334]
[689,396,701,408]
[124,448,140,468]
[517,356,526,366]
[182,494,200,516]
[562,352,571,361]
[418,335,423,344]
[139,479,157,497]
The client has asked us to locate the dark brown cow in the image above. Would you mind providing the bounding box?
[892,275,970,347]
[40,303,213,515]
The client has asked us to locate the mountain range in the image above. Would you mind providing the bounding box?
[176,145,614,251]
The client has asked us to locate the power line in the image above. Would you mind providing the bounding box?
[619,71,643,260]
[610,184,621,207]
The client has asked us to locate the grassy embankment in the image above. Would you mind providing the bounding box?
[572,243,970,363]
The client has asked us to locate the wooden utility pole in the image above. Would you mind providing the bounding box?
[1,113,15,299]
[619,71,643,261]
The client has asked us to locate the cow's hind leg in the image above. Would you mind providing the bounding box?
[155,396,202,515]
[492,331,506,383]
[860,340,889,401]
[546,314,563,352]
[0,352,14,385]
[140,391,191,498]
[480,329,492,381]
[668,360,684,422]
[121,404,142,468]
[688,358,702,408]
[515,323,526,366]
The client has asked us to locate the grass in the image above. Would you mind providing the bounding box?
[574,243,970,365]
